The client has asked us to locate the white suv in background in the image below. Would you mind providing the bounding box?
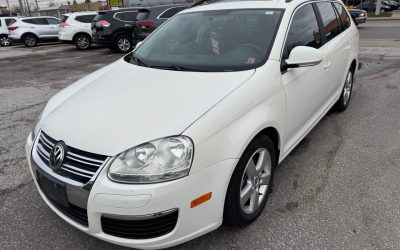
[59,12,97,50]
[8,16,60,47]
[0,17,18,46]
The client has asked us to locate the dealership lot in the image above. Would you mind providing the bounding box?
[1,20,400,249]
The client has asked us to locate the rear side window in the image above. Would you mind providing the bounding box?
[47,18,59,24]
[93,12,106,22]
[5,18,16,26]
[136,9,151,21]
[333,3,351,30]
[283,4,321,60]
[75,15,96,23]
[316,2,342,41]
[23,18,49,25]
[114,11,138,22]
[158,7,187,19]
[60,15,69,23]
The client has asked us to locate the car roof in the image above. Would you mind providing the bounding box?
[20,16,59,19]
[66,11,98,16]
[183,0,340,13]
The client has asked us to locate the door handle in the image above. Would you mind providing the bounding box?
[323,60,331,70]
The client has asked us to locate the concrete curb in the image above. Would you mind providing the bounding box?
[368,18,400,21]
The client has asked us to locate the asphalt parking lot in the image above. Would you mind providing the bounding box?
[1,20,400,249]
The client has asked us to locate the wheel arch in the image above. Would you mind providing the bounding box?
[21,32,39,40]
[72,32,91,43]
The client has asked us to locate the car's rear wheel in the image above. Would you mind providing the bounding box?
[0,35,11,46]
[113,34,133,53]
[23,34,38,47]
[335,67,354,112]
[74,34,91,50]
[224,135,276,226]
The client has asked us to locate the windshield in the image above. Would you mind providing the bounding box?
[128,9,283,72]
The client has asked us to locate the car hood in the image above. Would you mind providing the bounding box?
[41,59,255,156]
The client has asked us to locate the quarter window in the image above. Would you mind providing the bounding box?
[283,4,321,60]
[316,2,342,41]
[333,3,351,30]
[5,18,16,26]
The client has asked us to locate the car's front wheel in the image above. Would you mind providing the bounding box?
[335,67,354,112]
[74,34,91,50]
[0,35,11,46]
[224,135,276,226]
[23,34,38,47]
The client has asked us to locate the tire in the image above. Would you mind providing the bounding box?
[23,34,38,47]
[224,135,277,227]
[113,34,133,53]
[334,67,354,112]
[0,35,11,46]
[74,33,91,50]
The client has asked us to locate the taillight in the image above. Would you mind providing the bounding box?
[136,21,154,28]
[96,20,110,28]
[8,26,18,31]
[59,22,70,28]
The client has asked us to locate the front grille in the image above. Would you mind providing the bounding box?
[101,209,179,239]
[36,131,108,184]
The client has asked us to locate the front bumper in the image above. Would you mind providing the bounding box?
[25,132,236,249]
[355,16,367,24]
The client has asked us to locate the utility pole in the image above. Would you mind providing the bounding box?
[375,0,382,16]
[5,0,12,16]
[24,0,31,16]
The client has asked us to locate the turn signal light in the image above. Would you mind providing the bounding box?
[191,192,212,208]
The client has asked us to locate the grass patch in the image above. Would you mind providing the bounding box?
[368,12,393,17]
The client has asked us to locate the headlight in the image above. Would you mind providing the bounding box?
[31,107,45,141]
[360,13,365,17]
[108,136,194,183]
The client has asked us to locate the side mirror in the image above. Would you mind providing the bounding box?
[285,46,322,68]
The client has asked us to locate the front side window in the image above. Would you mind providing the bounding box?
[283,4,321,60]
[129,9,283,72]
[333,3,351,30]
[316,2,342,41]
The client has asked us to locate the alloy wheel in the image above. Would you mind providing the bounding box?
[77,36,90,49]
[343,70,353,106]
[240,148,272,214]
[118,38,131,52]
[0,36,11,46]
[25,36,36,47]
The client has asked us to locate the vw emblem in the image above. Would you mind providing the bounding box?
[49,142,66,170]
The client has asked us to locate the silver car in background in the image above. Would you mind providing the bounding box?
[8,16,60,47]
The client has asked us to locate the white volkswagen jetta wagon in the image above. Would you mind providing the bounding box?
[25,0,358,248]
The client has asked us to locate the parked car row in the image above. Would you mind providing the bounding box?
[356,0,399,12]
[3,3,189,52]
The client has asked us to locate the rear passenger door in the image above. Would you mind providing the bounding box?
[315,2,347,97]
[46,18,60,37]
[281,3,329,152]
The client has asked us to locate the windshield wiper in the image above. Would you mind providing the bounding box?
[151,65,208,72]
[130,55,150,67]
